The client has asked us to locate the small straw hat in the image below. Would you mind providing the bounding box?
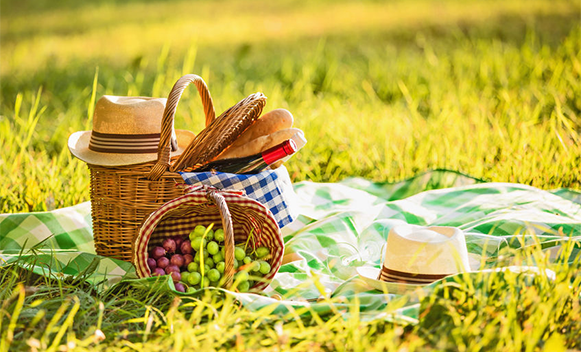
[358,225,471,289]
[68,95,195,166]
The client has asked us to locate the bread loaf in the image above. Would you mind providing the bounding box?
[216,128,302,160]
[226,109,294,151]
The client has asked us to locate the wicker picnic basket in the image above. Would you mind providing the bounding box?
[133,185,284,292]
[89,74,266,262]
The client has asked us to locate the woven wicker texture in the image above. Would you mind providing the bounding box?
[90,74,268,261]
[169,92,267,172]
[90,157,187,261]
[148,74,216,180]
[133,186,284,292]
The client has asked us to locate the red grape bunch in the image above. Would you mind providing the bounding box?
[147,223,272,293]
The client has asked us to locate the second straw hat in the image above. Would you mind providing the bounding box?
[358,224,471,288]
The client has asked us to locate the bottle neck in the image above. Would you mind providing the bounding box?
[192,139,298,174]
[261,139,298,165]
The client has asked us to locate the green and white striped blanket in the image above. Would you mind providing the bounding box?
[1,170,579,324]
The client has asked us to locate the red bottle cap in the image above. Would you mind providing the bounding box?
[262,139,298,165]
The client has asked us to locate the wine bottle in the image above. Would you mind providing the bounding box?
[193,139,298,174]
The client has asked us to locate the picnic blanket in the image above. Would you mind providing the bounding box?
[1,170,580,324]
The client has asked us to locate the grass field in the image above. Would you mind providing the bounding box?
[1,0,580,350]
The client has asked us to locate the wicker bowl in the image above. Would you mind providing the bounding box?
[133,185,284,292]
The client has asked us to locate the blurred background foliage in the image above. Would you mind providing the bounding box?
[0,0,580,212]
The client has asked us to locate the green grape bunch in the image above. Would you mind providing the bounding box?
[148,223,273,293]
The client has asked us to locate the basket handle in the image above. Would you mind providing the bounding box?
[147,74,216,181]
[209,190,236,288]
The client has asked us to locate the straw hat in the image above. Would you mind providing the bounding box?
[68,95,195,166]
[357,225,471,289]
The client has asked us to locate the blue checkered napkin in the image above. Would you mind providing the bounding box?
[179,166,299,228]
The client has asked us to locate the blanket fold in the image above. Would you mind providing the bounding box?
[1,170,579,324]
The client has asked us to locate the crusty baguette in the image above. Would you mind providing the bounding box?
[226,109,294,151]
[216,128,302,160]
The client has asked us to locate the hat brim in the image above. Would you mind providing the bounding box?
[68,129,195,167]
[357,264,480,292]
[356,266,430,295]
[358,266,554,297]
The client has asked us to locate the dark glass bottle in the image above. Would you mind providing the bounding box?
[193,139,298,174]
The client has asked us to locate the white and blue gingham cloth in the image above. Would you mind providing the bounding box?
[179,166,299,228]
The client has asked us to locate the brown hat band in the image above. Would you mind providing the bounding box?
[377,266,450,285]
[88,131,177,154]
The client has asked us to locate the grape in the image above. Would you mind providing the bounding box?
[188,230,198,242]
[162,238,177,254]
[186,287,197,294]
[170,271,181,283]
[166,264,180,275]
[237,281,250,292]
[183,254,194,266]
[173,236,184,249]
[205,258,215,268]
[174,282,185,292]
[187,272,201,285]
[235,271,249,282]
[150,246,166,259]
[214,229,225,242]
[194,225,206,236]
[180,240,193,255]
[259,261,271,275]
[233,258,239,269]
[170,254,184,268]
[243,256,252,265]
[157,257,169,269]
[181,271,190,283]
[147,258,157,270]
[251,261,261,272]
[191,237,206,251]
[187,262,199,273]
[194,251,209,264]
[205,229,214,241]
[152,268,166,276]
[234,247,246,261]
[207,269,220,282]
[216,262,225,274]
[213,252,224,263]
[255,247,270,259]
[201,277,210,288]
[207,241,219,255]
[203,264,211,273]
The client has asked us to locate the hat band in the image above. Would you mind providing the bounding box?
[377,266,450,285]
[88,131,177,154]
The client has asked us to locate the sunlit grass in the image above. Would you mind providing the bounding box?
[1,238,579,351]
[2,0,577,76]
[1,16,579,211]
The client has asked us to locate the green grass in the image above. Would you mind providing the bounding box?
[1,0,580,350]
[1,238,579,351]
